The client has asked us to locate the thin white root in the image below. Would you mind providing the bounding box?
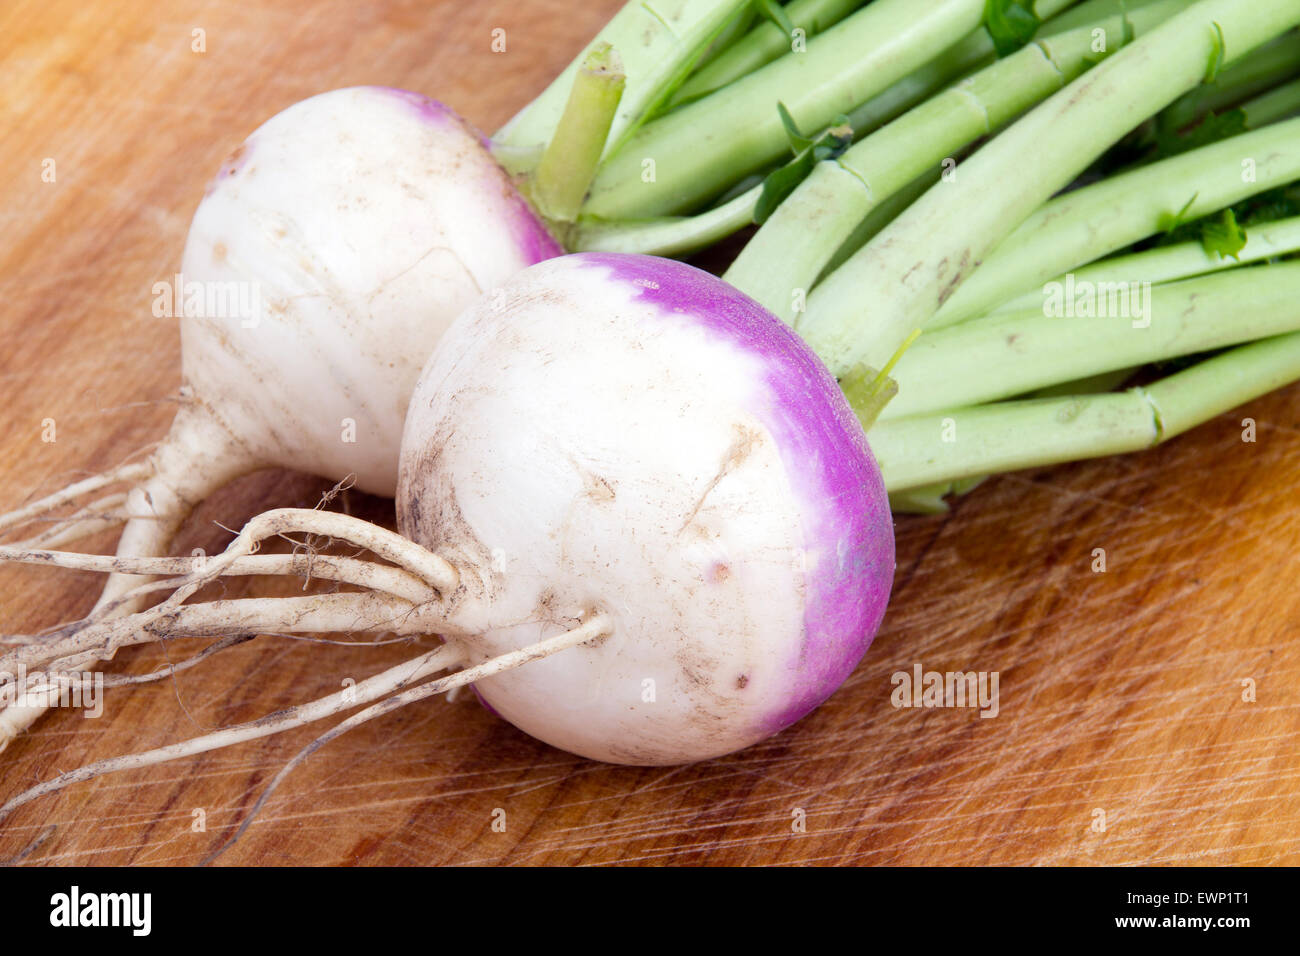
[0,548,438,606]
[17,517,125,552]
[49,508,462,669]
[4,492,131,549]
[99,635,253,687]
[208,613,613,857]
[0,404,249,752]
[0,636,251,692]
[0,612,612,823]
[0,642,463,821]
[22,628,411,679]
[1,504,457,671]
[0,592,440,675]
[0,507,456,677]
[0,461,153,534]
[163,509,460,611]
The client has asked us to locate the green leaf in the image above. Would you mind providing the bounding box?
[1205,21,1226,82]
[1155,188,1291,260]
[1158,193,1200,235]
[754,0,796,39]
[755,107,852,223]
[1141,172,1296,261]
[840,362,900,432]
[838,329,920,431]
[983,0,1039,57]
[888,486,952,515]
[755,154,820,222]
[776,101,813,153]
[1200,208,1247,259]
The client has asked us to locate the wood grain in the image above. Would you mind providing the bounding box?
[1,0,1297,867]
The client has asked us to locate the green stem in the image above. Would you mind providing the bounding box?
[528,45,627,225]
[572,139,942,259]
[574,151,940,259]
[845,0,1165,137]
[882,261,1300,420]
[868,330,1300,493]
[888,475,986,515]
[491,0,750,176]
[672,0,866,106]
[816,168,941,280]
[928,116,1300,327]
[1241,76,1300,127]
[724,0,1189,319]
[842,31,993,137]
[1145,329,1300,435]
[692,3,759,68]
[1041,0,1166,30]
[727,163,873,314]
[582,0,989,221]
[798,0,1300,379]
[891,365,1141,506]
[573,182,762,255]
[1160,29,1300,130]
[988,214,1300,314]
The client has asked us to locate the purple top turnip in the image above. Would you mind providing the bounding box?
[397,253,895,763]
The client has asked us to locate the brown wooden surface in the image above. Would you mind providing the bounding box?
[1,0,1297,867]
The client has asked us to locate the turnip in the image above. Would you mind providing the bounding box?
[0,85,560,747]
[2,84,559,555]
[0,253,895,827]
[395,252,894,763]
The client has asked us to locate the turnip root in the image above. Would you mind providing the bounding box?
[396,253,895,763]
[0,85,559,749]
[173,87,558,500]
[0,253,894,824]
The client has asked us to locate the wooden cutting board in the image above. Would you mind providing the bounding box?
[1,0,1297,866]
